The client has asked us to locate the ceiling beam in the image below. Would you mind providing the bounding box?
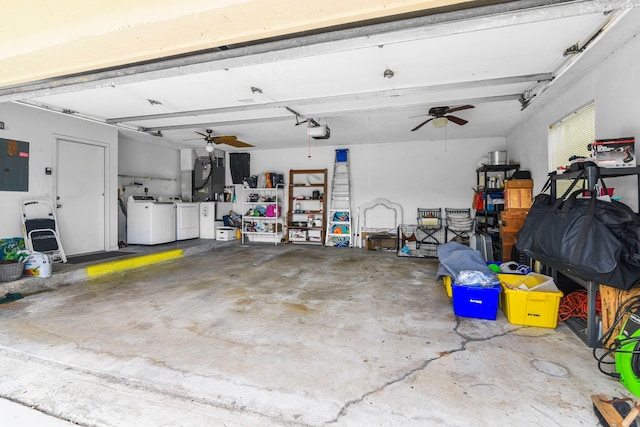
[141,94,522,132]
[106,73,552,124]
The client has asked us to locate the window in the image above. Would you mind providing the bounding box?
[549,102,595,171]
[549,102,595,195]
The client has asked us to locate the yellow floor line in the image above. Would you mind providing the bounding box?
[86,249,184,277]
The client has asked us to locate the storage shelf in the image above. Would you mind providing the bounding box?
[475,210,501,216]
[243,231,283,235]
[288,210,323,214]
[287,169,327,245]
[241,185,284,245]
[244,216,281,220]
[475,164,520,260]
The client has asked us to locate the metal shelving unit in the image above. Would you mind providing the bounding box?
[241,185,284,245]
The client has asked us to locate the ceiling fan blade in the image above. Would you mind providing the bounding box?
[446,105,474,114]
[411,118,434,132]
[213,136,254,148]
[446,115,468,125]
[195,131,209,137]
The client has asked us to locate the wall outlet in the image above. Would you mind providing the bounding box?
[0,122,5,129]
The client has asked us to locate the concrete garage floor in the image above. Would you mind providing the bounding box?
[0,243,631,426]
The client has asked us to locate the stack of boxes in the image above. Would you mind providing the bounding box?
[499,178,533,261]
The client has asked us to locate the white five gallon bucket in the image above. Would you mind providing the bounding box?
[24,252,52,278]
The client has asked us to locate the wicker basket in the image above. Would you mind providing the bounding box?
[0,261,24,282]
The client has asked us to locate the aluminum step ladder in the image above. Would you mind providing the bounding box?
[325,149,352,247]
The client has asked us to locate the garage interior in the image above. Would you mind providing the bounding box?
[1,0,640,425]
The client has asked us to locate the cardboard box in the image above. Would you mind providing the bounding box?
[216,227,238,241]
[288,229,307,242]
[363,232,398,251]
[590,137,636,168]
[308,229,322,242]
[504,179,533,210]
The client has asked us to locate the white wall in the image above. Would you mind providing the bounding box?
[117,132,180,199]
[0,102,119,248]
[507,12,640,210]
[232,137,506,223]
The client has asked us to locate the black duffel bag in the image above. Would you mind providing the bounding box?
[516,174,640,290]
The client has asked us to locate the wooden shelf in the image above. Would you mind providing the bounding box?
[287,169,327,245]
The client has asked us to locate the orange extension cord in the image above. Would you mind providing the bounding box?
[558,290,601,322]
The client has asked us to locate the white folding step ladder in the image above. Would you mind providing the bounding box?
[20,198,68,263]
[325,149,352,247]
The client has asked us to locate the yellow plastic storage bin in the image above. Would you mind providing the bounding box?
[498,273,563,328]
[443,276,453,298]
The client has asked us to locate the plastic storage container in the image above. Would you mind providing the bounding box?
[443,276,453,298]
[498,273,563,328]
[23,252,52,278]
[452,283,501,320]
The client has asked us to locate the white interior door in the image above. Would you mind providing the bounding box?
[56,139,106,255]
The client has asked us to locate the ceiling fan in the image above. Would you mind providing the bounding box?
[194,129,254,152]
[411,105,475,131]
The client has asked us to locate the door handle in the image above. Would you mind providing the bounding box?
[57,204,62,208]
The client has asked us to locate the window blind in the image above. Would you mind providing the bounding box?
[548,102,595,196]
[549,102,595,171]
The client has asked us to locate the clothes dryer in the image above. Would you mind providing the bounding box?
[158,196,200,240]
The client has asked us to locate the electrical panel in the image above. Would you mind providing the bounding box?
[0,138,29,192]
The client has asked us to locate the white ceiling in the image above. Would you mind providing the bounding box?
[9,1,636,152]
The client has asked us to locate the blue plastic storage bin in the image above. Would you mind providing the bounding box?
[452,284,501,320]
[335,149,348,162]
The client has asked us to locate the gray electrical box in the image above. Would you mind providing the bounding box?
[0,138,29,192]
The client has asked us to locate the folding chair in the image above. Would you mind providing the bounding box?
[445,208,474,244]
[20,198,67,263]
[416,208,442,251]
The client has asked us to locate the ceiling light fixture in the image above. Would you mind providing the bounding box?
[383,68,395,79]
[205,141,215,152]
[432,117,448,128]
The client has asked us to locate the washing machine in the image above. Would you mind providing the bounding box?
[158,196,200,240]
[127,196,176,245]
[199,202,217,239]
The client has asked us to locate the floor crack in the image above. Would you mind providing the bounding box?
[325,318,520,424]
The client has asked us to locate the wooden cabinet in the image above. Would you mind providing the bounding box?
[286,169,327,245]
